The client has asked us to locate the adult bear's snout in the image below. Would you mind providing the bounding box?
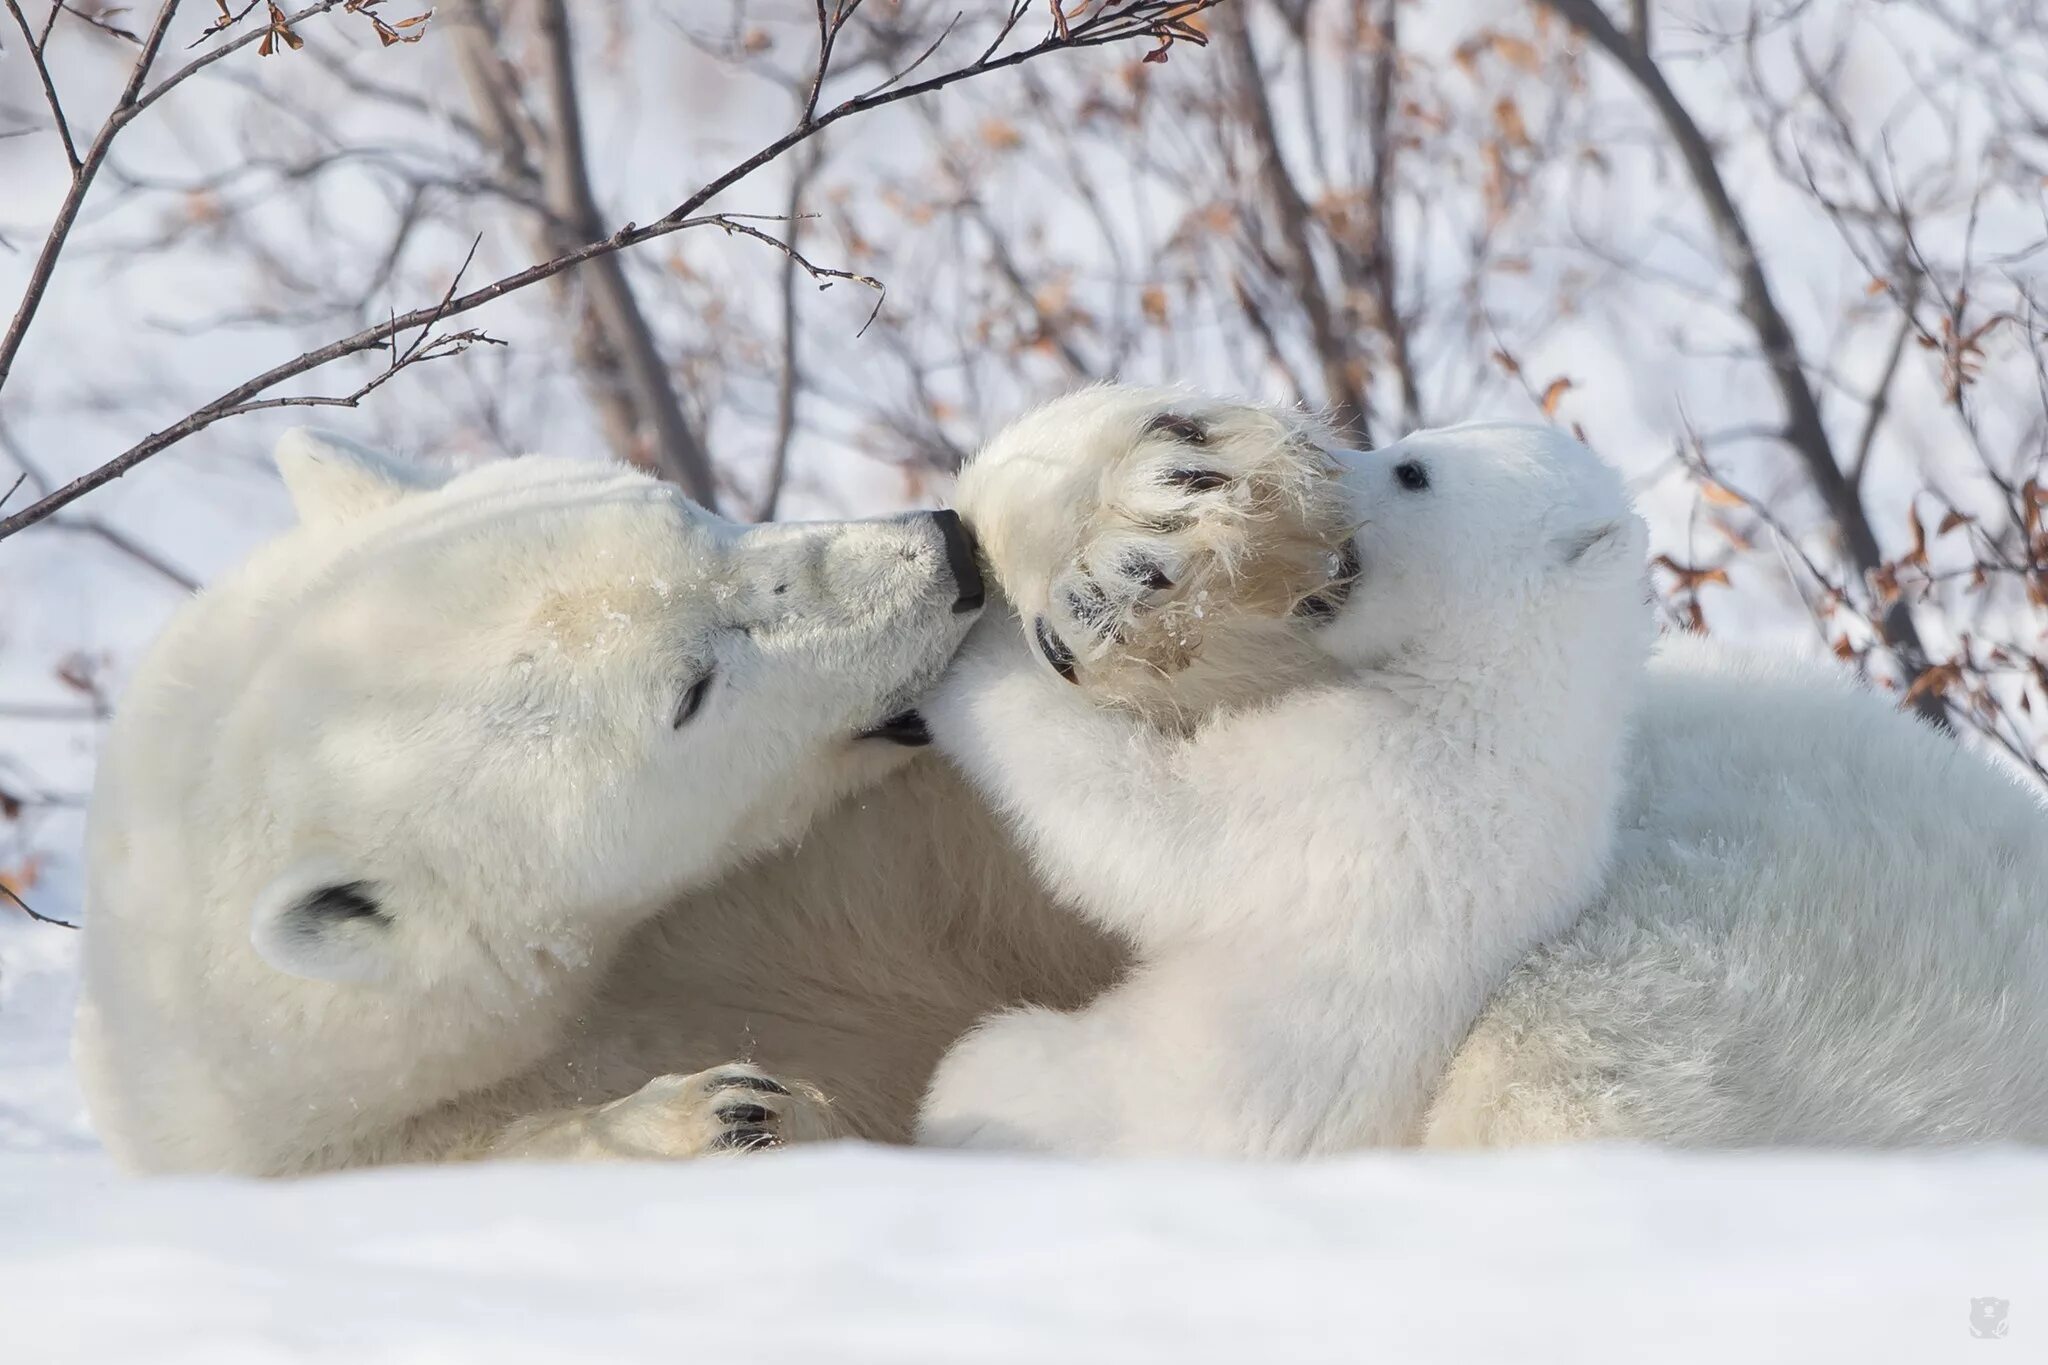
[928,508,986,615]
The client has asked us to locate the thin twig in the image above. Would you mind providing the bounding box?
[5,0,79,170]
[1,877,77,930]
[0,0,1226,539]
[0,419,198,588]
[698,213,886,334]
[1849,283,1921,489]
[849,10,962,104]
[757,140,823,523]
[0,0,184,394]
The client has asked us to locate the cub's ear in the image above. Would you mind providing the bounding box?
[1554,512,1646,573]
[250,856,396,984]
[274,428,441,527]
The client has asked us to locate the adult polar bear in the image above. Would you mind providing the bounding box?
[78,395,2048,1174]
[76,437,1122,1173]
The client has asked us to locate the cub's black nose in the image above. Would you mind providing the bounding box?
[929,508,985,614]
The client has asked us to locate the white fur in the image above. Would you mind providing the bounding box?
[80,398,2048,1176]
[920,385,2048,1152]
[919,412,1652,1155]
[75,431,1024,1173]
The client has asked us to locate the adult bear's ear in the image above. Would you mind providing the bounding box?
[250,856,397,984]
[274,428,441,527]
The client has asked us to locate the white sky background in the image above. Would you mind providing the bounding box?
[1,0,2045,925]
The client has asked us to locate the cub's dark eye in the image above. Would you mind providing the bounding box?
[1033,616,1079,684]
[673,672,714,728]
[1145,412,1209,445]
[1394,460,1430,491]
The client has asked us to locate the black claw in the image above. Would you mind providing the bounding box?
[716,1126,780,1151]
[1293,592,1337,621]
[1164,467,1230,492]
[708,1073,790,1096]
[716,1102,772,1124]
[1033,616,1079,684]
[1145,412,1210,445]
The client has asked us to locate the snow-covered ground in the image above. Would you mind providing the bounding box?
[1,915,2043,1363]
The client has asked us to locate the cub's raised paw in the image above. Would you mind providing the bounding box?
[957,397,1354,721]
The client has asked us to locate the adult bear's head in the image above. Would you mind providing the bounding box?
[90,431,982,991]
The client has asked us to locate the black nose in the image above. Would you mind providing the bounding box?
[929,508,985,614]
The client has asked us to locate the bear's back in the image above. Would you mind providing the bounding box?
[1427,634,2048,1146]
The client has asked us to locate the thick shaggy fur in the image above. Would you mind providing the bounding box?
[919,419,1653,1155]
[77,432,1117,1174]
[1431,634,2048,1145]
[79,399,2048,1175]
[923,385,2048,1150]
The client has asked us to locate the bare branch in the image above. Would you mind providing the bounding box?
[1217,3,1372,442]
[1849,282,1922,489]
[757,141,824,523]
[1537,0,1946,728]
[1359,0,1419,429]
[0,876,76,930]
[0,0,185,394]
[528,0,720,502]
[5,0,80,170]
[0,0,1227,539]
[0,422,197,589]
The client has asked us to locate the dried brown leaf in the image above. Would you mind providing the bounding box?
[1903,661,1964,704]
[1652,554,1732,592]
[1140,285,1169,326]
[1904,503,1929,568]
[1491,34,1543,72]
[1539,376,1573,416]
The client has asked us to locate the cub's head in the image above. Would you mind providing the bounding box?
[1318,421,1648,671]
[954,385,1645,719]
[96,430,982,989]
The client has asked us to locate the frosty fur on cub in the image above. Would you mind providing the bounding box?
[920,388,1650,1155]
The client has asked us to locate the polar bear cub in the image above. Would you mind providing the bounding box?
[920,388,1650,1155]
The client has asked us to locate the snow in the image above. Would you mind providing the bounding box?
[0,914,2041,1363]
[3,1130,2044,1361]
